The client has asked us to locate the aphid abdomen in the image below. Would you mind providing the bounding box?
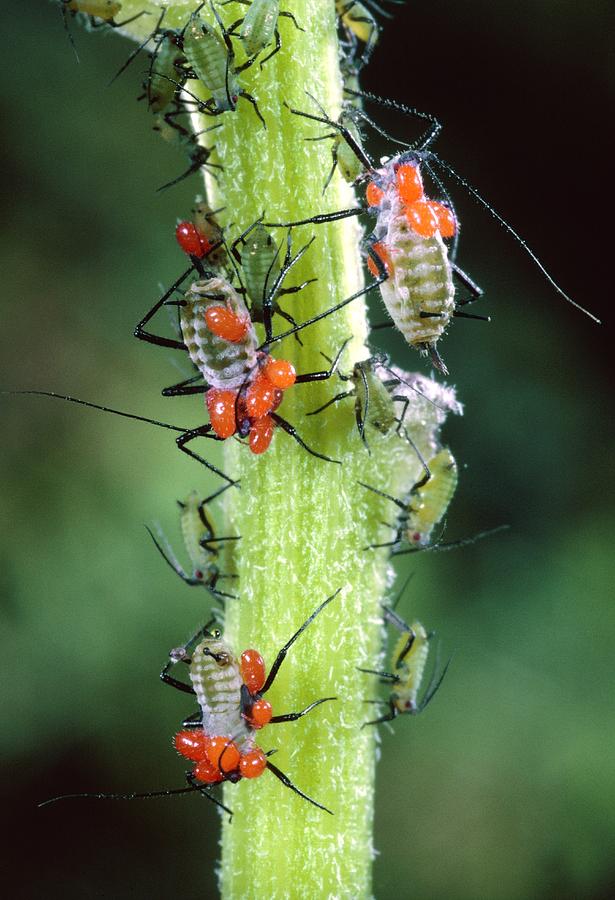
[180,279,257,389]
[190,639,252,747]
[148,35,184,113]
[67,0,120,19]
[409,447,458,546]
[180,491,210,574]
[240,0,279,56]
[184,17,238,111]
[391,621,430,713]
[241,226,280,321]
[378,195,455,352]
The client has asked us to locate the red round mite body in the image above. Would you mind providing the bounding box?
[175,221,213,259]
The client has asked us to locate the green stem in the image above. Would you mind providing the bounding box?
[119,2,425,896]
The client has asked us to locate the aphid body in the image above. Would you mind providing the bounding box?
[65,0,121,19]
[180,277,257,389]
[239,0,280,56]
[239,223,282,322]
[179,491,221,579]
[188,633,253,748]
[147,32,185,113]
[369,159,456,364]
[389,620,431,715]
[183,13,241,113]
[409,446,458,547]
[336,0,379,55]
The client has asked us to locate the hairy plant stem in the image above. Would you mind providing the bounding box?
[121,2,423,896]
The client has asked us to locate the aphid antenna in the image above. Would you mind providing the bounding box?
[357,479,406,512]
[417,649,452,713]
[377,363,447,414]
[40,777,233,819]
[343,87,442,152]
[108,6,166,85]
[392,523,511,557]
[285,94,375,173]
[388,571,415,611]
[60,3,80,63]
[425,152,601,324]
[9,391,238,487]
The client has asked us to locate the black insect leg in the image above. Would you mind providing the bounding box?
[271,414,342,465]
[176,426,238,486]
[134,266,194,349]
[265,760,333,814]
[162,375,208,397]
[361,700,399,728]
[270,696,336,723]
[261,589,341,694]
[294,337,350,383]
[186,772,233,820]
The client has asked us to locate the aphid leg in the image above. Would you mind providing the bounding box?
[306,390,354,416]
[262,231,316,342]
[38,783,201,809]
[269,696,336,724]
[182,711,203,728]
[270,414,342,465]
[392,524,510,557]
[294,337,351,383]
[160,657,196,695]
[265,760,333,814]
[361,700,399,728]
[261,589,342,694]
[134,266,194,349]
[176,425,238,485]
[451,263,490,321]
[285,94,374,171]
[161,374,208,397]
[109,7,166,85]
[344,88,442,152]
[357,666,400,682]
[186,772,233,820]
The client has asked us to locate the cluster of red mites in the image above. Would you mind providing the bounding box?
[366,162,457,277]
[176,219,297,454]
[206,355,296,454]
[174,649,272,784]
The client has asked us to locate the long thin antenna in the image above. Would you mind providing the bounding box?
[429,152,601,324]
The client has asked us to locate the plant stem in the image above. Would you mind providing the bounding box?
[119,2,424,896]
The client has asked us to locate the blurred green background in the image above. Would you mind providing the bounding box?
[2,1,613,898]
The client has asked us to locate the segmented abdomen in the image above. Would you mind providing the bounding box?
[377,195,455,350]
[409,447,458,546]
[180,278,257,389]
[189,638,252,748]
[392,622,430,712]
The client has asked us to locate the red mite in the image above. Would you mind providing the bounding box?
[176,221,215,259]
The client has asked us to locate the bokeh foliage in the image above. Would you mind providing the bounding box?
[1,1,612,898]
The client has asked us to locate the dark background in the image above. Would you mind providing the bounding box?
[1,1,613,897]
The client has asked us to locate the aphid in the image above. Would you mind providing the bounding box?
[224,0,304,66]
[292,93,366,193]
[39,592,341,814]
[147,486,240,599]
[307,355,457,452]
[178,3,265,127]
[153,116,222,192]
[263,89,599,369]
[162,590,340,814]
[229,221,316,340]
[175,201,225,264]
[133,262,349,462]
[358,582,449,726]
[335,0,380,64]
[360,446,458,551]
[59,0,145,60]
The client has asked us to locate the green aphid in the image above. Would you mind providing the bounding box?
[147,489,240,599]
[224,0,303,66]
[181,5,265,127]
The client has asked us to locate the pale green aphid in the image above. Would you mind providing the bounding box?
[359,603,449,725]
[182,7,265,126]
[147,30,186,113]
[148,490,239,598]
[224,0,303,65]
[360,446,459,550]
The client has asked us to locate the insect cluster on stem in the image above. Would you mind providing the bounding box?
[30,0,599,831]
